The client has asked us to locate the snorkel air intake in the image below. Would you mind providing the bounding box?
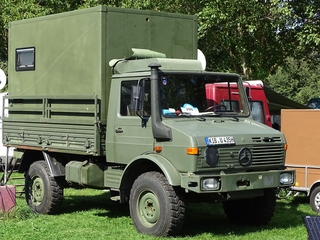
[149,63,172,141]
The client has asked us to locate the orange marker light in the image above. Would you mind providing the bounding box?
[284,143,288,151]
[186,147,199,155]
[154,146,162,153]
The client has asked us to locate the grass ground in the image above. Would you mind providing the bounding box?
[0,173,314,240]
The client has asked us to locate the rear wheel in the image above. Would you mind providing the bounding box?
[129,171,185,236]
[223,188,276,225]
[25,161,63,214]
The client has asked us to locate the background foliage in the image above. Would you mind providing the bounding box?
[0,0,319,103]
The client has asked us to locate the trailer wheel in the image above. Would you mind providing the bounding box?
[223,188,276,225]
[129,171,185,236]
[310,186,320,212]
[25,161,63,214]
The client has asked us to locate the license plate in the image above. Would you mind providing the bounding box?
[205,136,235,146]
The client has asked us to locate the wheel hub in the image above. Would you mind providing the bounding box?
[31,177,44,205]
[138,191,160,227]
[315,192,320,210]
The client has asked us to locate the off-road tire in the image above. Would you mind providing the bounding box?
[223,188,276,225]
[25,161,63,214]
[129,171,185,236]
[310,186,320,212]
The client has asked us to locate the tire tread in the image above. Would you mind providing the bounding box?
[129,171,185,236]
[25,161,63,214]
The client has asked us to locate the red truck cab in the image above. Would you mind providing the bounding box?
[205,80,272,127]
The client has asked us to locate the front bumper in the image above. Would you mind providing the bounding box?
[181,169,295,194]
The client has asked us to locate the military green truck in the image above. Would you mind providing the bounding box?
[2,5,294,237]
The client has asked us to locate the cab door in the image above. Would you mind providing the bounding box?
[107,79,153,164]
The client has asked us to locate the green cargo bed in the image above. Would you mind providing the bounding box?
[2,95,105,155]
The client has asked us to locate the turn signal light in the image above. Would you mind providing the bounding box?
[284,143,288,151]
[154,146,162,153]
[186,147,199,155]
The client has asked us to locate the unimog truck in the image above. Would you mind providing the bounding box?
[2,6,295,236]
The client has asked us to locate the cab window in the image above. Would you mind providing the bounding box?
[120,80,151,116]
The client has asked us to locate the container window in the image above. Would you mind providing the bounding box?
[16,47,35,71]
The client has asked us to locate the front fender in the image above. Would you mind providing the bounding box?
[123,153,181,186]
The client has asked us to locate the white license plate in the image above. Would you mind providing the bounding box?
[205,136,235,146]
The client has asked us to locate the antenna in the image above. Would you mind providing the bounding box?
[0,69,7,90]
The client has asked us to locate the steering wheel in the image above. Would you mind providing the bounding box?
[205,104,227,112]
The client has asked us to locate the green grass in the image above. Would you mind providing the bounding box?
[0,173,314,239]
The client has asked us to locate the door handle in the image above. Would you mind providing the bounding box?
[115,128,123,133]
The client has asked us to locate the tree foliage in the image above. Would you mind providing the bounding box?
[196,0,294,79]
[0,0,319,99]
[289,0,320,52]
[267,56,320,104]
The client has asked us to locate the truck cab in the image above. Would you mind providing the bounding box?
[105,56,294,200]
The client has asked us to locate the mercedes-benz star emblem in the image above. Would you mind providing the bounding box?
[238,147,253,166]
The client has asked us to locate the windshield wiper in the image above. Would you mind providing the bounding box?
[229,116,239,121]
[214,112,239,121]
[203,111,239,121]
[197,116,206,121]
[179,113,193,118]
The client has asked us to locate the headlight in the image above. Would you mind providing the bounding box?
[201,178,220,190]
[204,147,219,166]
[280,172,293,185]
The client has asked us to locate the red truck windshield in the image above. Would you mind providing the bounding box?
[160,73,250,117]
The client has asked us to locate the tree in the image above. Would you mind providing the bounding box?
[0,0,51,78]
[0,0,319,84]
[267,56,320,104]
[289,0,320,53]
[195,0,302,80]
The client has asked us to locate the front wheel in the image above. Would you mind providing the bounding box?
[129,171,185,236]
[25,161,64,214]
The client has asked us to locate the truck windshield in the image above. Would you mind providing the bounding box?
[160,73,249,117]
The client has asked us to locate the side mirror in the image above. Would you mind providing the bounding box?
[131,85,144,111]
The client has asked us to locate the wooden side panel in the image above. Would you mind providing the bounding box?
[282,109,320,188]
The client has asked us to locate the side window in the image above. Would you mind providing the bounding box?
[120,80,136,116]
[143,80,151,116]
[250,101,264,124]
[16,47,35,71]
[120,80,151,116]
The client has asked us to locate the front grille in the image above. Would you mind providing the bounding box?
[252,136,282,143]
[197,144,284,170]
[251,144,284,165]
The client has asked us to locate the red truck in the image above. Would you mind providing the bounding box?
[206,80,272,127]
